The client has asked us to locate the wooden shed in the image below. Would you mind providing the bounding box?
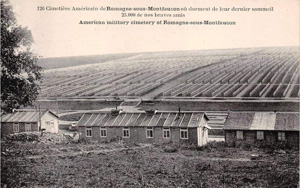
[224,111,299,147]
[77,110,210,146]
[1,109,59,135]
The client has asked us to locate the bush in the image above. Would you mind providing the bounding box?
[162,143,180,153]
[197,141,228,151]
[267,153,299,187]
[109,136,123,144]
[254,140,299,152]
[163,145,178,153]
[3,132,39,142]
[235,142,253,151]
[78,137,92,144]
[180,143,197,150]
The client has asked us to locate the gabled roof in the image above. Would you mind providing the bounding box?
[224,112,299,131]
[77,111,209,128]
[1,109,58,123]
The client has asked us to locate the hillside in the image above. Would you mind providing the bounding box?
[39,47,300,100]
[38,53,141,70]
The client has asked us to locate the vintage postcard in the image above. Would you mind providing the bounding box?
[1,0,299,187]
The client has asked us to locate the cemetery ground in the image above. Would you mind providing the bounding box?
[1,132,299,188]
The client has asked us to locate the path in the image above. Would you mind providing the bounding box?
[26,144,259,163]
[27,144,152,159]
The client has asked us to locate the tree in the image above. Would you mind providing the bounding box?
[1,1,42,113]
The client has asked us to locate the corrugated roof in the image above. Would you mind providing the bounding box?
[77,112,208,128]
[1,110,52,123]
[224,112,300,131]
[275,113,299,131]
[205,112,228,129]
[223,112,254,130]
[250,112,276,130]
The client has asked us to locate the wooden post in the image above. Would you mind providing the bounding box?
[56,98,59,133]
[39,104,42,136]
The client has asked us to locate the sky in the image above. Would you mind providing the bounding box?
[9,0,300,58]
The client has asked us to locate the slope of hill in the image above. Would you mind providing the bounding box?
[39,47,300,100]
[38,53,141,70]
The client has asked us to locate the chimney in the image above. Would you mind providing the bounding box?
[145,109,157,115]
[111,108,122,116]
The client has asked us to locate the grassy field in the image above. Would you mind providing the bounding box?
[1,133,299,188]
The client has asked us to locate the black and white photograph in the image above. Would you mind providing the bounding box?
[1,0,299,187]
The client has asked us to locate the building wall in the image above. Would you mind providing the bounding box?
[78,126,85,140]
[204,128,209,145]
[188,128,198,145]
[41,112,59,133]
[78,126,200,145]
[1,122,13,135]
[225,130,299,147]
[265,131,277,144]
[1,122,39,135]
[198,127,209,146]
[197,117,210,146]
[285,131,299,147]
[91,127,100,141]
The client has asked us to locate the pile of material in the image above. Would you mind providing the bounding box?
[39,132,71,144]
[2,132,71,144]
[3,132,39,142]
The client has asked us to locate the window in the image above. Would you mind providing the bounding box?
[278,132,285,141]
[86,127,92,137]
[25,123,31,132]
[180,128,188,139]
[257,131,264,140]
[146,127,153,138]
[163,128,170,139]
[46,121,50,126]
[32,123,37,130]
[13,123,19,133]
[123,128,130,138]
[236,131,243,140]
[100,127,107,137]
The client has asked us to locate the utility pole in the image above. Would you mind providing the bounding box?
[56,98,59,133]
[56,98,59,116]
[39,104,42,135]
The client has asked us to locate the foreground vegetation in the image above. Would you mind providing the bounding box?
[1,133,299,188]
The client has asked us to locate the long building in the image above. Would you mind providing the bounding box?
[1,109,59,135]
[77,110,211,146]
[224,111,299,147]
